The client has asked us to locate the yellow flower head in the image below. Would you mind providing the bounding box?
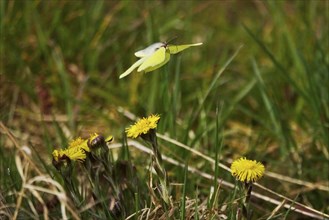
[52,147,86,162]
[63,147,86,161]
[89,133,99,140]
[126,114,160,138]
[68,137,90,152]
[231,157,265,183]
[88,133,106,149]
[105,135,114,143]
[52,149,63,162]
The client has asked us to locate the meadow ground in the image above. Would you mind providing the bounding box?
[1,1,328,219]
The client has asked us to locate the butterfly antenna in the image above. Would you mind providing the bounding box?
[164,36,178,46]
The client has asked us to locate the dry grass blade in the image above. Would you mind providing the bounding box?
[266,199,286,220]
[264,171,329,192]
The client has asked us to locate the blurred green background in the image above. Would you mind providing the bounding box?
[1,0,328,218]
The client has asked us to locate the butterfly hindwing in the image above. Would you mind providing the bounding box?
[137,47,168,72]
[143,51,170,73]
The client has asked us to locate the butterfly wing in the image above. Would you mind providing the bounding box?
[134,42,165,57]
[143,51,170,73]
[168,42,203,54]
[137,47,169,72]
[119,57,147,79]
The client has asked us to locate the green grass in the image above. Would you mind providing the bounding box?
[1,0,328,219]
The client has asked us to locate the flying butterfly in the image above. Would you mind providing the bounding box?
[119,42,203,79]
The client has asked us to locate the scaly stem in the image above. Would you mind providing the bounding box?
[143,129,170,205]
[242,182,253,220]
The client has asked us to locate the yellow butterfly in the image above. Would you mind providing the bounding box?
[119,42,203,79]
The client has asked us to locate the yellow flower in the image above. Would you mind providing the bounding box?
[231,157,265,183]
[62,147,86,161]
[52,147,86,162]
[52,149,63,162]
[89,133,99,140]
[88,133,105,149]
[105,135,114,143]
[68,137,90,152]
[126,114,160,138]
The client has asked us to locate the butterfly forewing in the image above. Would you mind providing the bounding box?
[134,42,165,58]
[119,57,147,79]
[168,43,203,54]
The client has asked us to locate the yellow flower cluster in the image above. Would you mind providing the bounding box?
[125,114,160,138]
[52,133,115,165]
[52,147,87,162]
[231,157,265,183]
[52,135,93,162]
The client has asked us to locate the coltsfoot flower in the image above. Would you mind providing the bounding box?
[126,114,160,138]
[231,157,265,183]
[87,133,106,149]
[52,136,90,164]
[68,137,90,152]
[52,147,87,162]
[52,149,64,162]
[63,147,87,161]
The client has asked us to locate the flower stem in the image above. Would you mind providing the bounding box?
[242,182,253,220]
[147,130,170,205]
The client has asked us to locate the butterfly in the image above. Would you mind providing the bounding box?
[119,42,203,79]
